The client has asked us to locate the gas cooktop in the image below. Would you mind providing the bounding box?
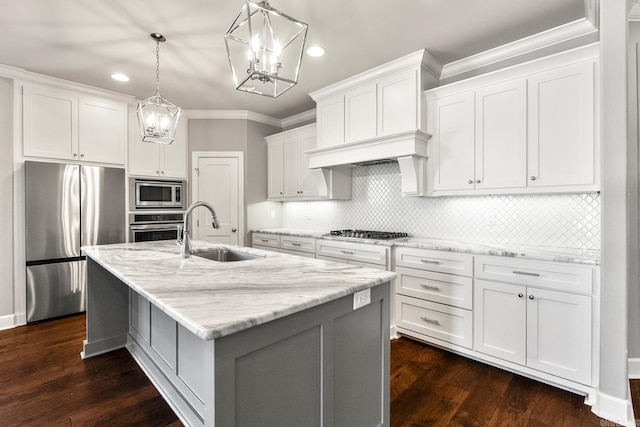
[329,230,409,240]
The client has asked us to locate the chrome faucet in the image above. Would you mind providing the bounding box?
[177,201,220,258]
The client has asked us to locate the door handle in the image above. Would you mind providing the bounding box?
[231,228,237,232]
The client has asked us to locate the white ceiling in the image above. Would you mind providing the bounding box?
[0,0,586,119]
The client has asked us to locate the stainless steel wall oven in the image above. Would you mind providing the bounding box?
[129,212,184,243]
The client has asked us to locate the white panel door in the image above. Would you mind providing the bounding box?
[475,80,527,190]
[428,92,475,191]
[474,279,526,365]
[301,131,322,198]
[78,96,125,164]
[527,61,595,187]
[193,156,240,245]
[345,83,377,143]
[526,287,592,384]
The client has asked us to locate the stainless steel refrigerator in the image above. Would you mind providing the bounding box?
[25,161,125,323]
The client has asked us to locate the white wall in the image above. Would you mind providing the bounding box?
[0,76,14,328]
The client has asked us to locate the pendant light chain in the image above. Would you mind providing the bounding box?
[155,41,160,95]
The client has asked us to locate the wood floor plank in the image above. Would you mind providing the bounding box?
[0,315,634,426]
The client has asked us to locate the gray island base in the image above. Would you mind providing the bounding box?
[81,241,395,427]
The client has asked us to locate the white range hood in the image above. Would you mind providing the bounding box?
[306,130,431,196]
[305,49,441,197]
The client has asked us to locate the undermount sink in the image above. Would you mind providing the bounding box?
[192,249,264,262]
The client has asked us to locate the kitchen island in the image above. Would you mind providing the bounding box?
[82,240,396,427]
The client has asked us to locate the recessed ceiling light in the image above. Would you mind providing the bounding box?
[306,46,325,57]
[110,73,129,82]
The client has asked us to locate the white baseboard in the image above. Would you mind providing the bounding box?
[628,358,640,379]
[593,390,634,427]
[0,314,17,331]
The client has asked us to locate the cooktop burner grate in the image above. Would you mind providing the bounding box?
[329,230,408,240]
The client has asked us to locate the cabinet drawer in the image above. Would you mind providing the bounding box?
[474,256,593,294]
[395,295,472,349]
[278,248,316,259]
[281,236,316,254]
[395,247,473,276]
[252,233,281,249]
[315,240,388,266]
[395,267,472,309]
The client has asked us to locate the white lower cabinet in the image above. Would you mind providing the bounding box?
[251,232,316,259]
[473,255,594,386]
[315,239,389,270]
[394,247,474,349]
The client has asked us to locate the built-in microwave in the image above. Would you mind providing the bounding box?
[130,178,186,210]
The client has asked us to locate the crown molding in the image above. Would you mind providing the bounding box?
[185,109,281,127]
[440,18,598,80]
[0,63,135,103]
[281,109,316,129]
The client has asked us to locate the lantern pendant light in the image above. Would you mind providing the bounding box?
[137,33,181,144]
[224,1,308,98]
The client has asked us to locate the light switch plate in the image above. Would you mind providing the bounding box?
[353,288,371,310]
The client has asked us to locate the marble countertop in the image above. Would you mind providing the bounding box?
[83,240,396,341]
[250,229,600,265]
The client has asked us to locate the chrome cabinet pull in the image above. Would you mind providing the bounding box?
[420,317,440,326]
[420,259,441,265]
[290,242,301,247]
[420,284,441,292]
[528,295,535,300]
[476,179,481,183]
[530,176,537,181]
[341,250,355,255]
[518,293,524,298]
[513,270,540,277]
[468,180,473,184]
[260,239,270,243]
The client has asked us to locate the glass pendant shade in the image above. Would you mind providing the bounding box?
[225,1,308,98]
[137,34,180,144]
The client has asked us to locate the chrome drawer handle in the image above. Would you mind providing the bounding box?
[341,250,355,255]
[420,259,441,265]
[420,284,441,292]
[290,242,302,247]
[260,239,270,243]
[420,317,440,326]
[513,270,541,277]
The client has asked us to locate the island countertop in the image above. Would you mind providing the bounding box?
[83,240,396,341]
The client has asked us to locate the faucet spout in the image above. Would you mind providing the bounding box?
[179,201,220,258]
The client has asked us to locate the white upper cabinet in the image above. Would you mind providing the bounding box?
[427,91,475,191]
[345,83,377,143]
[266,124,351,201]
[527,61,595,189]
[128,110,187,179]
[425,45,599,196]
[23,85,126,165]
[267,140,284,199]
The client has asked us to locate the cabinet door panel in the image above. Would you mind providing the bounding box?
[163,118,187,178]
[79,97,125,164]
[267,140,284,199]
[345,83,377,142]
[283,136,302,197]
[23,85,78,160]
[378,69,418,135]
[527,61,595,187]
[475,80,526,189]
[316,96,344,147]
[474,279,526,364]
[300,132,321,197]
[428,92,475,191]
[526,288,591,384]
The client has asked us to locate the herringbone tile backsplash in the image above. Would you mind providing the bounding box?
[281,162,600,250]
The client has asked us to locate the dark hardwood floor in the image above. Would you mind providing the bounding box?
[0,314,632,426]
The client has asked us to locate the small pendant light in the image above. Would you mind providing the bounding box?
[137,33,181,144]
